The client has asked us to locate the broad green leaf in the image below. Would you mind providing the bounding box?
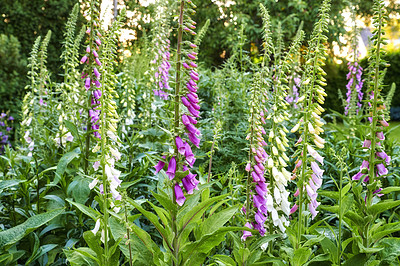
[83,231,103,260]
[109,217,162,265]
[377,237,400,263]
[178,194,227,230]
[292,247,311,266]
[302,234,325,248]
[126,198,171,250]
[66,198,99,221]
[320,237,338,263]
[0,208,64,249]
[0,179,24,193]
[367,200,400,216]
[380,186,400,194]
[152,192,177,214]
[358,241,383,253]
[213,254,236,266]
[201,205,239,236]
[64,120,80,141]
[249,234,279,252]
[56,148,80,177]
[67,176,90,204]
[64,247,99,266]
[340,194,354,216]
[318,190,339,201]
[25,244,57,265]
[370,222,400,243]
[343,254,367,266]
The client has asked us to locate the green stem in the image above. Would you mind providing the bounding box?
[338,163,343,265]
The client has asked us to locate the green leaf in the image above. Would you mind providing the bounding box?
[64,247,99,266]
[64,120,80,140]
[178,194,227,231]
[249,234,279,252]
[343,253,368,266]
[126,198,171,251]
[0,208,64,249]
[213,254,236,266]
[0,179,24,193]
[340,194,354,216]
[292,247,311,266]
[377,237,400,263]
[320,237,338,263]
[56,147,80,176]
[367,200,400,216]
[67,176,90,204]
[380,186,400,194]
[201,205,239,236]
[66,198,99,221]
[83,231,103,259]
[370,222,400,243]
[152,192,177,214]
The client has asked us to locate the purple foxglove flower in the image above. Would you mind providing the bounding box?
[187,115,197,124]
[241,222,253,241]
[184,143,195,166]
[188,133,200,148]
[189,43,197,48]
[380,120,389,127]
[191,102,201,110]
[93,67,100,79]
[182,62,190,69]
[361,160,369,171]
[186,83,197,93]
[290,204,298,214]
[363,175,369,182]
[311,161,324,178]
[187,93,198,103]
[174,184,186,206]
[190,73,199,81]
[373,188,382,194]
[188,105,200,117]
[93,89,101,100]
[188,53,196,60]
[376,131,385,140]
[245,162,251,172]
[94,80,101,88]
[182,172,199,194]
[154,156,166,173]
[95,39,101,46]
[95,58,102,66]
[8,116,13,121]
[182,114,190,125]
[363,139,371,148]
[255,183,267,196]
[186,123,199,136]
[308,202,318,219]
[255,211,267,225]
[253,164,262,175]
[80,55,88,64]
[176,136,186,155]
[85,77,91,90]
[166,157,176,180]
[377,151,391,164]
[93,50,99,58]
[377,163,388,176]
[6,127,12,132]
[294,189,300,197]
[190,62,198,68]
[181,96,191,107]
[252,171,260,182]
[86,46,90,53]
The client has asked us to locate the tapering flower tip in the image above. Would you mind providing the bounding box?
[380,120,389,127]
[182,172,199,194]
[86,28,91,34]
[183,27,190,32]
[311,161,324,178]
[309,203,319,219]
[241,222,253,241]
[95,58,102,66]
[166,157,177,180]
[86,46,90,53]
[154,156,166,174]
[184,143,196,166]
[352,171,363,181]
[188,133,200,148]
[95,38,101,46]
[363,139,371,148]
[290,203,298,214]
[377,151,391,164]
[187,115,197,124]
[176,136,186,155]
[187,93,198,103]
[291,123,300,133]
[307,145,324,165]
[174,184,186,206]
[188,53,196,60]
[245,162,251,172]
[182,114,190,126]
[94,80,101,88]
[190,62,198,68]
[377,163,388,176]
[85,77,91,90]
[376,131,385,140]
[188,105,200,117]
[93,50,99,58]
[80,55,88,64]
[93,89,101,99]
[182,62,190,69]
[93,67,101,79]
[190,73,199,81]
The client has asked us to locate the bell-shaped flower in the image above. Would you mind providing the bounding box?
[174,184,186,206]
[166,157,176,180]
[154,156,166,174]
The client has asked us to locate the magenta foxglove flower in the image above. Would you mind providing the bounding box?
[154,156,166,173]
[241,222,253,241]
[376,163,388,176]
[174,184,186,206]
[166,157,177,180]
[176,136,186,155]
[290,203,298,214]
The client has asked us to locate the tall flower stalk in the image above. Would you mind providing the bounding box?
[266,25,305,233]
[290,0,330,249]
[352,0,390,210]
